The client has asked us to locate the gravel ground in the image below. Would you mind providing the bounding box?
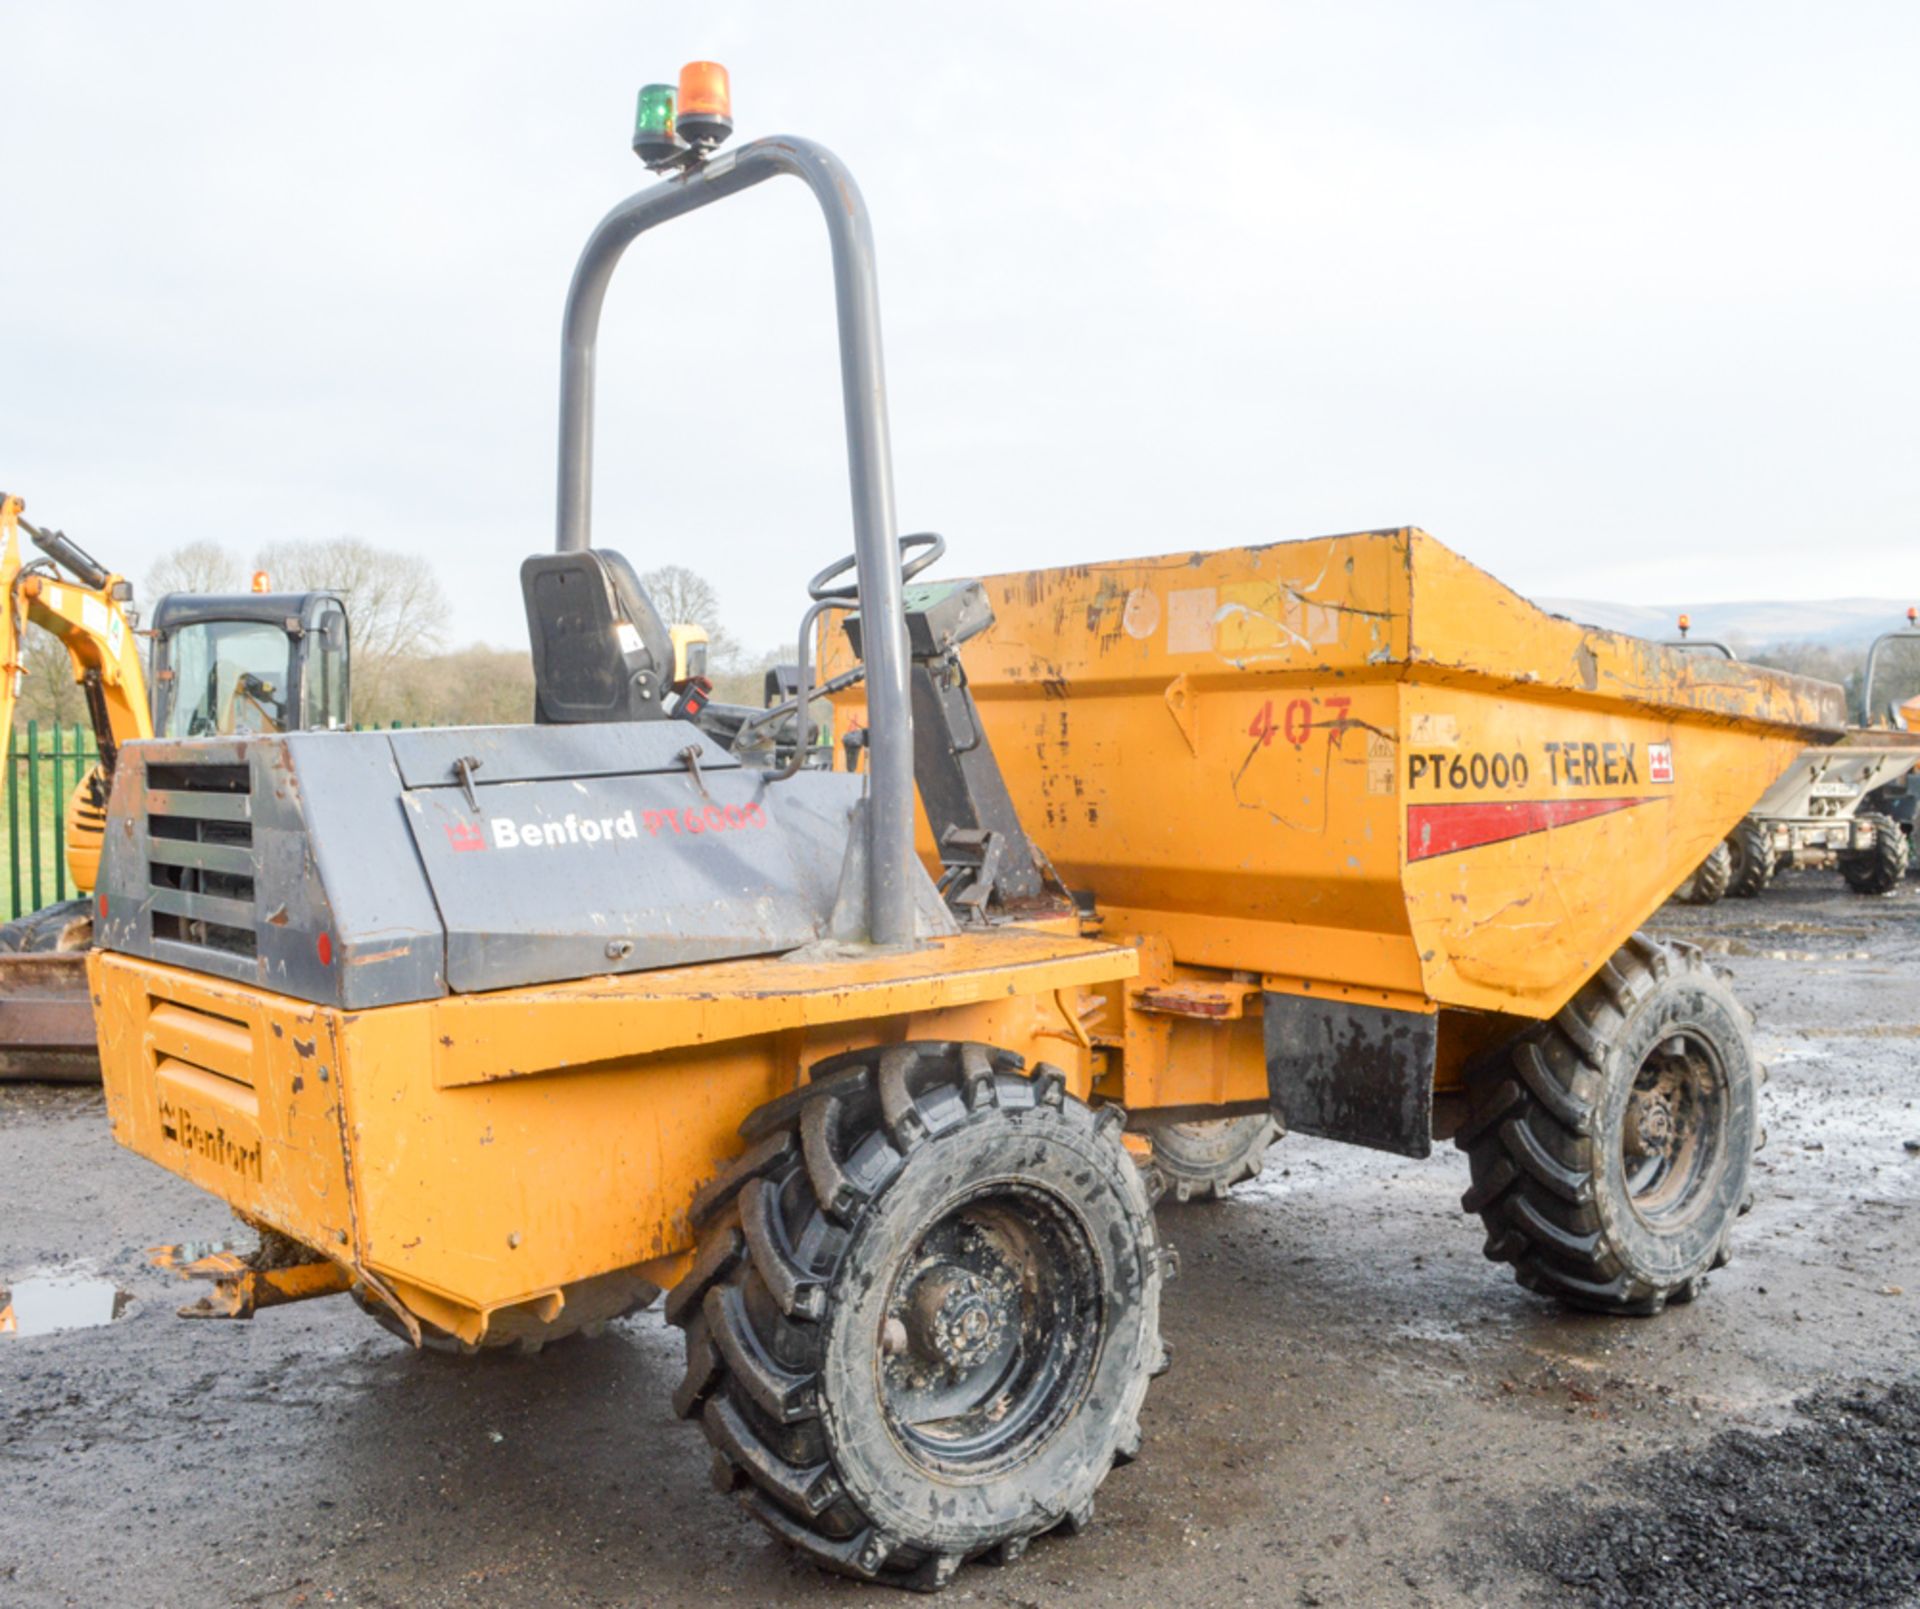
[1520,1381,1920,1607]
[2,869,1918,1607]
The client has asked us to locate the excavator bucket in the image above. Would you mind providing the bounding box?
[0,953,99,1083]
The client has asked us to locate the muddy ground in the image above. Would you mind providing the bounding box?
[3,871,1918,1608]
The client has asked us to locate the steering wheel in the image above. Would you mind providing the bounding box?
[807,532,945,605]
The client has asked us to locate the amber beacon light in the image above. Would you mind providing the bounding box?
[675,61,732,150]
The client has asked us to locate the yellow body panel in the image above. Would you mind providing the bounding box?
[826,528,1840,1021]
[91,930,1136,1336]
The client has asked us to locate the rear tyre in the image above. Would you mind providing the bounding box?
[1839,813,1905,895]
[1724,817,1775,898]
[1671,842,1732,906]
[1456,934,1757,1315]
[354,1269,660,1355]
[1142,1114,1283,1203]
[667,1043,1163,1590]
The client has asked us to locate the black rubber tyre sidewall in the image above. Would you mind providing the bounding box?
[816,1105,1157,1552]
[1143,1113,1281,1203]
[1725,818,1774,898]
[1591,973,1756,1287]
[1674,842,1731,906]
[1840,813,1905,895]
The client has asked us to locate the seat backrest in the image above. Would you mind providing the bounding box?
[520,549,674,724]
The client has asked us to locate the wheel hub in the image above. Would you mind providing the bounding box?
[1625,1090,1675,1158]
[875,1189,1101,1476]
[1621,1031,1729,1225]
[906,1268,1016,1372]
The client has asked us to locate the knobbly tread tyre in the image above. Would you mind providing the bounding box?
[1839,813,1905,896]
[668,1041,1164,1591]
[1456,934,1758,1316]
[1142,1113,1284,1203]
[1724,816,1775,898]
[1672,841,1732,906]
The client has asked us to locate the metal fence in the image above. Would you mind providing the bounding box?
[3,720,422,924]
[6,722,102,923]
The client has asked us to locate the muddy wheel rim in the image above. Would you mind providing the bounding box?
[1621,1030,1729,1228]
[876,1185,1100,1477]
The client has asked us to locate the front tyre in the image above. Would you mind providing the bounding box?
[1456,935,1757,1315]
[668,1043,1164,1591]
[1839,813,1906,895]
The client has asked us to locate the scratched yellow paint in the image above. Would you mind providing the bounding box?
[826,528,1843,1025]
[90,930,1133,1338]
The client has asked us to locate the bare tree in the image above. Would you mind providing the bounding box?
[1745,643,1867,722]
[642,563,741,669]
[13,631,91,729]
[252,536,451,719]
[379,645,535,728]
[143,540,245,603]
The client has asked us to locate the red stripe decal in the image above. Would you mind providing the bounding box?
[1407,797,1655,861]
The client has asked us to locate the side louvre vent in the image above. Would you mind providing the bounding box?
[144,763,257,959]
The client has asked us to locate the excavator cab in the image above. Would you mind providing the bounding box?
[149,590,350,738]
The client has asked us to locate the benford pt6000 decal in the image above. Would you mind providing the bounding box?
[441,802,771,853]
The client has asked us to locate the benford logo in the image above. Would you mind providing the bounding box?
[443,802,769,853]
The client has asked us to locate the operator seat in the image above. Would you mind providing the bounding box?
[521,548,674,724]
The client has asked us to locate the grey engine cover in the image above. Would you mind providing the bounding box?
[96,722,863,1008]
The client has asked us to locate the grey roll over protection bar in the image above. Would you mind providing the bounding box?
[553,136,918,948]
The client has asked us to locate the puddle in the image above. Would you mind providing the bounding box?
[0,1271,132,1337]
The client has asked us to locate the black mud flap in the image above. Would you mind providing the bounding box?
[1264,992,1438,1159]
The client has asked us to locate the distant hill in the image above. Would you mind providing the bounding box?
[1537,598,1913,652]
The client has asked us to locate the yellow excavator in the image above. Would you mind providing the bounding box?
[0,492,150,911]
[0,492,350,1077]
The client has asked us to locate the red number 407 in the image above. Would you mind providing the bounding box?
[1248,695,1352,748]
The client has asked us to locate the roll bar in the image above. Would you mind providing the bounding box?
[1662,637,1735,660]
[554,136,917,947]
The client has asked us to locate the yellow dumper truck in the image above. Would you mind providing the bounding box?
[88,70,1843,1591]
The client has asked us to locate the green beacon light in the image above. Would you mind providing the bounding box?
[632,83,684,167]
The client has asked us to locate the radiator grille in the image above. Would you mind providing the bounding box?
[144,763,257,959]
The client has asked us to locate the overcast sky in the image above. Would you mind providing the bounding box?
[4,2,1916,653]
